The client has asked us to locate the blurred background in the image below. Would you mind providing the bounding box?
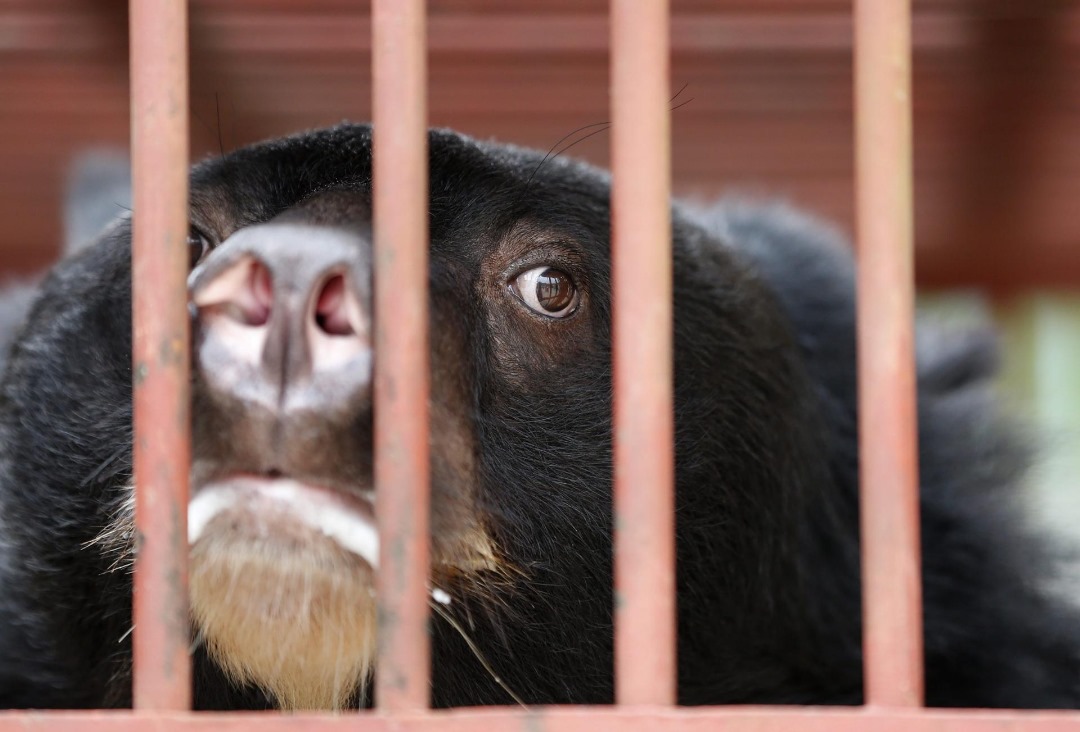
[1,0,1078,531]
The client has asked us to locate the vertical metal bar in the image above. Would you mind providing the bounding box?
[610,0,676,707]
[129,0,191,712]
[373,0,430,713]
[855,0,924,709]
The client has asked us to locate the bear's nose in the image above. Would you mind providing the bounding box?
[189,222,372,415]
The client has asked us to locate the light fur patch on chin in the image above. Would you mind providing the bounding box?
[191,533,376,710]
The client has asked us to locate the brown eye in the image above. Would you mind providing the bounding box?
[188,227,211,269]
[512,266,578,318]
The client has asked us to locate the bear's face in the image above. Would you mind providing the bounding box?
[112,125,623,709]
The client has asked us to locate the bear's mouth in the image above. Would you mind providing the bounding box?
[186,473,380,710]
[187,474,378,568]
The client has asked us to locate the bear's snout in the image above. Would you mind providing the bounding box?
[190,221,372,417]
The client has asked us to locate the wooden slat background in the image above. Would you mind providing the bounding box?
[1,0,1078,292]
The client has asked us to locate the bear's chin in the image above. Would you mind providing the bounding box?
[189,478,378,711]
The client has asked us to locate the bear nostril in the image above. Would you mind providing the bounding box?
[246,261,273,327]
[314,275,354,336]
[191,255,273,327]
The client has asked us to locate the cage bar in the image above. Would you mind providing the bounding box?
[854,0,924,708]
[372,0,431,713]
[610,0,676,708]
[7,707,1080,732]
[129,0,192,712]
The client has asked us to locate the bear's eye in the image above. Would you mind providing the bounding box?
[188,227,211,269]
[511,266,578,318]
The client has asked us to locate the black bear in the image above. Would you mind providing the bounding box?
[0,123,1078,710]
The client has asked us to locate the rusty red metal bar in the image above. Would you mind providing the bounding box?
[610,0,676,708]
[854,0,924,709]
[372,0,431,713]
[129,0,192,712]
[7,707,1080,732]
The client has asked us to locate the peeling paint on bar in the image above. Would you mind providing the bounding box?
[128,0,192,712]
[372,0,431,714]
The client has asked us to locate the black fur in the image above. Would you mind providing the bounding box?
[0,123,1077,709]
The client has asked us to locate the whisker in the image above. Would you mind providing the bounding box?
[520,89,693,204]
[429,595,527,708]
[522,121,613,195]
[215,92,225,157]
[670,97,695,113]
[548,124,611,161]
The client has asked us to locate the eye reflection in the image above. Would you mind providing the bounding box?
[512,266,578,318]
